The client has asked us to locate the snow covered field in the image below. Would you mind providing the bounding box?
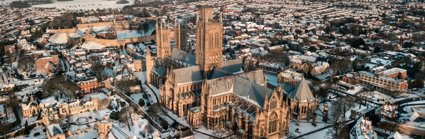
[31,0,134,10]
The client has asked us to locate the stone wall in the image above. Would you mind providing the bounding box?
[77,21,130,31]
[46,28,77,34]
[84,34,155,47]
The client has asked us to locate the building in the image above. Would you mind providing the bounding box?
[35,55,59,75]
[377,68,407,80]
[21,95,108,119]
[144,6,293,138]
[134,59,143,72]
[195,7,223,73]
[76,78,103,93]
[188,70,291,138]
[358,71,408,94]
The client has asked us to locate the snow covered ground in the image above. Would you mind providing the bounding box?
[357,91,393,104]
[162,108,190,127]
[31,0,134,10]
[134,71,146,83]
[147,84,160,99]
[345,85,363,95]
[288,121,331,138]
[13,124,47,139]
[112,114,154,139]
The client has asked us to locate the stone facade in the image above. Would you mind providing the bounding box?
[21,96,108,119]
[174,20,187,50]
[134,59,143,72]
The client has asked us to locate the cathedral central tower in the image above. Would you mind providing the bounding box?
[196,6,223,73]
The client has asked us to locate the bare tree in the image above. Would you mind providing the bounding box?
[328,96,355,138]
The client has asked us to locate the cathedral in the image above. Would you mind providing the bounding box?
[145,6,317,139]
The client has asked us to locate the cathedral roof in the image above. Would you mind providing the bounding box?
[173,66,203,85]
[233,76,273,108]
[170,48,196,66]
[206,70,271,108]
[222,59,243,74]
[288,78,315,102]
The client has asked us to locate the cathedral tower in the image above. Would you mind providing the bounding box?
[196,6,223,73]
[174,18,187,50]
[156,19,172,59]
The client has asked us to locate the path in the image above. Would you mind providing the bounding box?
[112,124,130,138]
[112,86,165,132]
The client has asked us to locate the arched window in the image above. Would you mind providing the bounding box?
[268,112,278,133]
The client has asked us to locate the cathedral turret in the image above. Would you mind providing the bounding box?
[146,47,154,84]
[238,111,243,129]
[156,18,171,59]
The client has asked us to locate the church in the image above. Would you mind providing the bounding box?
[145,6,317,139]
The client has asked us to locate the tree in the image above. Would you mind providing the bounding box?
[317,86,330,99]
[24,120,29,135]
[373,47,382,53]
[116,78,139,92]
[329,58,350,75]
[410,79,424,89]
[138,99,145,106]
[110,111,120,120]
[328,97,354,138]
[140,8,151,17]
[41,75,79,98]
[308,46,317,52]
[17,52,34,72]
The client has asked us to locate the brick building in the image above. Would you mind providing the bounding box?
[35,55,59,75]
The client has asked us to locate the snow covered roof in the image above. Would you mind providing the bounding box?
[173,66,203,85]
[206,70,270,107]
[48,33,69,44]
[82,93,108,102]
[289,78,315,102]
[81,41,106,50]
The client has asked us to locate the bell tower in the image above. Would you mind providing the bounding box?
[196,6,223,73]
